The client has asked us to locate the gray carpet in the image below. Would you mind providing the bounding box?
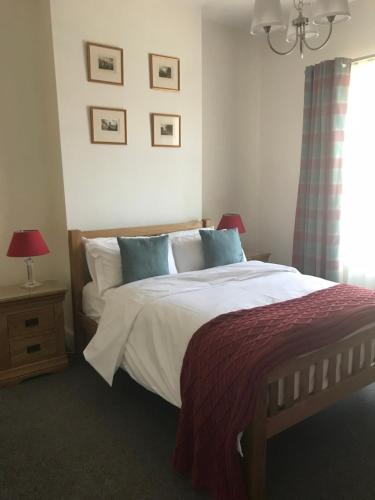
[1,358,375,500]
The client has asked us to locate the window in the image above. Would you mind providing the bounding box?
[339,58,375,287]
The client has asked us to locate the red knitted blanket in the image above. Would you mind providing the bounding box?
[173,284,375,500]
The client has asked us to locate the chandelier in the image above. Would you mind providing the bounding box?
[250,0,351,57]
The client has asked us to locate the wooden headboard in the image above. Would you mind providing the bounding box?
[68,219,212,353]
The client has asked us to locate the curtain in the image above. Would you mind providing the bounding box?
[339,59,375,289]
[293,58,352,282]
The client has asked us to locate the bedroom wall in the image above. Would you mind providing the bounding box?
[50,0,203,231]
[202,20,262,248]
[0,0,69,288]
[256,0,375,265]
[202,21,238,229]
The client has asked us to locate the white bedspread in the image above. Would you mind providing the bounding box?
[84,261,335,407]
[82,281,105,322]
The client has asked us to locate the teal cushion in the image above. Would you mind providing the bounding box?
[117,235,169,284]
[199,228,243,268]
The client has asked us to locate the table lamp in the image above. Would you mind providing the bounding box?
[7,230,50,288]
[217,213,246,234]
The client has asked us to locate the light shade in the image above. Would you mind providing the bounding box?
[250,0,285,35]
[7,230,50,257]
[313,0,351,24]
[217,214,246,234]
[286,3,319,43]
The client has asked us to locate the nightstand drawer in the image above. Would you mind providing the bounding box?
[9,333,57,367]
[7,306,55,338]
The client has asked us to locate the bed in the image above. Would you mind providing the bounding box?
[68,219,375,500]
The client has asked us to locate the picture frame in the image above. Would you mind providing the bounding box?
[90,107,127,145]
[150,113,181,148]
[87,42,124,86]
[149,53,180,91]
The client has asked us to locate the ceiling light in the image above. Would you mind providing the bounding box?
[251,0,351,57]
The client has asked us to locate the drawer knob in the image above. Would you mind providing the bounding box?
[25,317,39,328]
[27,344,41,354]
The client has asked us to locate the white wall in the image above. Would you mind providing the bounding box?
[0,0,69,288]
[202,20,261,248]
[50,0,203,231]
[233,33,262,249]
[257,0,375,265]
[202,21,238,227]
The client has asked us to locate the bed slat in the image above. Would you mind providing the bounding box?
[341,350,350,379]
[299,367,310,401]
[268,382,279,416]
[327,356,337,387]
[284,374,295,408]
[352,345,362,374]
[364,340,373,368]
[314,360,324,393]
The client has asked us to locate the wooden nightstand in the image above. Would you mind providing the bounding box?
[244,249,271,262]
[0,280,68,387]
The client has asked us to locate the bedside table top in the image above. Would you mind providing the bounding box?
[243,249,271,262]
[0,280,67,304]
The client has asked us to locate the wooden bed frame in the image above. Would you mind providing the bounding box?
[68,220,375,500]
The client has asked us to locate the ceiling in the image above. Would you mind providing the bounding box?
[201,0,257,27]
[181,0,356,28]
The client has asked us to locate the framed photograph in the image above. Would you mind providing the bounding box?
[87,42,124,85]
[90,107,127,145]
[149,53,180,91]
[151,113,181,148]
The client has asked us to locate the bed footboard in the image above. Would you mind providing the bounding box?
[266,325,375,437]
[244,324,375,500]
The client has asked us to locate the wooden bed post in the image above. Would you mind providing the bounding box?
[245,382,268,500]
[68,230,87,353]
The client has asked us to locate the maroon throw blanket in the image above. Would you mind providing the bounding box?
[173,284,375,500]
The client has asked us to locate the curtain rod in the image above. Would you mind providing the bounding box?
[352,53,375,63]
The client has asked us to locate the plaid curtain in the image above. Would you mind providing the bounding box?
[292,58,352,282]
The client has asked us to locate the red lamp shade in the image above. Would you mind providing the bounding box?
[217,213,246,234]
[7,230,50,257]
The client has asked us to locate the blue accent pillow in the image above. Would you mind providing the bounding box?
[199,229,243,268]
[117,235,169,284]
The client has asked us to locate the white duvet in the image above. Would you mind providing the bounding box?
[84,261,335,407]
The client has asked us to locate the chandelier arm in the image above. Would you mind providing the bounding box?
[302,20,334,51]
[265,28,299,56]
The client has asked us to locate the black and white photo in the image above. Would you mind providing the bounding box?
[160,124,173,136]
[101,119,119,131]
[149,53,180,91]
[90,107,127,145]
[159,65,172,79]
[151,113,181,147]
[98,56,115,71]
[87,42,124,85]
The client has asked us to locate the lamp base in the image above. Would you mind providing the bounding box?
[22,257,43,289]
[22,280,43,289]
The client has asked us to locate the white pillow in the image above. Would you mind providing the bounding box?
[169,227,215,273]
[172,235,205,273]
[169,227,215,240]
[84,236,177,296]
[83,237,100,285]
